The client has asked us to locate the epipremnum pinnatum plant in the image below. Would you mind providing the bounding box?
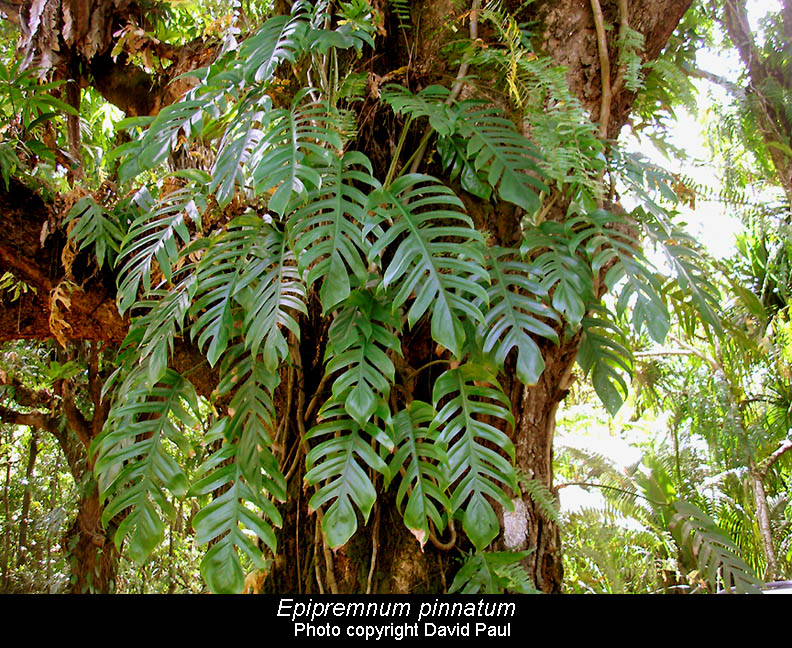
[42,0,726,592]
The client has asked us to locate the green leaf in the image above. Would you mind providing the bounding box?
[238,11,307,84]
[324,290,401,427]
[117,182,205,314]
[381,84,455,136]
[238,222,307,371]
[289,151,379,311]
[449,550,536,594]
[94,370,199,563]
[305,405,390,548]
[249,93,342,215]
[214,345,286,498]
[389,401,450,546]
[190,431,283,593]
[457,102,548,214]
[584,209,670,343]
[431,363,516,550]
[578,308,634,416]
[478,247,559,385]
[670,501,762,594]
[65,196,124,268]
[367,174,489,358]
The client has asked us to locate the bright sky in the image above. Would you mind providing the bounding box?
[620,0,783,260]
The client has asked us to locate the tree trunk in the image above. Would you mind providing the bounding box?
[269,0,693,596]
[17,432,38,567]
[65,484,118,594]
[1,427,11,589]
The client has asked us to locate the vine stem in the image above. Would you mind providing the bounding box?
[303,368,332,423]
[589,0,612,141]
[428,518,457,551]
[384,116,413,188]
[611,0,631,98]
[408,0,481,174]
[403,358,451,383]
[316,507,339,594]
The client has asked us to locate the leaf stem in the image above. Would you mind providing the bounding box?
[384,115,413,188]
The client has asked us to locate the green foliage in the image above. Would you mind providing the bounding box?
[190,430,282,592]
[324,290,400,427]
[305,412,390,549]
[117,178,206,314]
[288,151,378,310]
[389,400,451,547]
[368,174,488,359]
[449,550,538,594]
[670,500,762,594]
[432,363,516,550]
[478,247,559,385]
[0,0,756,594]
[578,308,634,417]
[520,475,560,525]
[65,196,125,269]
[94,370,198,563]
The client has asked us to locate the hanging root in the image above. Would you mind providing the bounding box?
[428,519,457,551]
[313,516,325,594]
[316,508,339,594]
[366,503,381,594]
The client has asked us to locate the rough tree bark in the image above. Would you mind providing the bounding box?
[0,0,693,593]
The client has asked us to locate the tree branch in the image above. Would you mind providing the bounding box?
[759,439,792,477]
[0,403,58,434]
[0,372,55,409]
[682,63,744,97]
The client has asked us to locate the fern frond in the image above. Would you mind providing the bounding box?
[449,550,536,594]
[520,477,560,525]
[670,500,762,593]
